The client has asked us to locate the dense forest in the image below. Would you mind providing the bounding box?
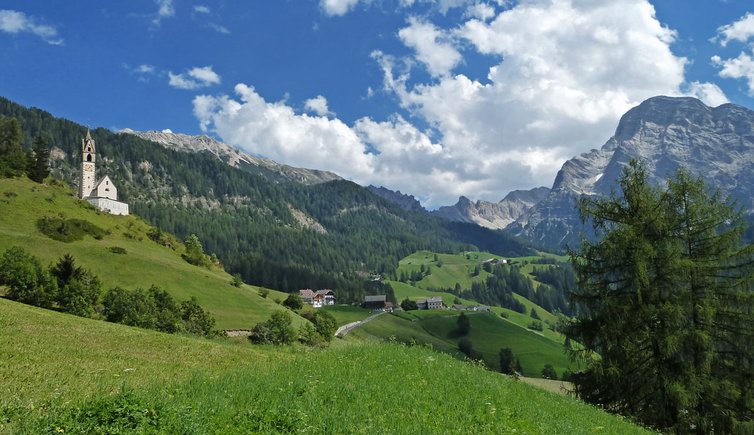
[0,97,534,302]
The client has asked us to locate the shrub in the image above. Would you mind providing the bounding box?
[258,288,269,298]
[541,364,557,380]
[230,274,243,287]
[0,246,56,308]
[400,298,418,311]
[527,321,543,331]
[249,311,297,345]
[456,312,471,335]
[36,217,107,242]
[282,293,303,310]
[107,246,127,255]
[180,297,216,336]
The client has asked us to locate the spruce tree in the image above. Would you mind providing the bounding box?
[567,160,754,432]
[27,134,51,183]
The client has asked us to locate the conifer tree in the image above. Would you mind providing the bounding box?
[567,160,754,433]
[27,134,51,183]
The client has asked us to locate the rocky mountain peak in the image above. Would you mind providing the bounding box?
[122,129,342,185]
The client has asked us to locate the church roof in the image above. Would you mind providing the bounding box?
[85,129,92,141]
[93,175,112,189]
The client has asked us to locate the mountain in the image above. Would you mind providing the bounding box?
[123,129,341,185]
[510,96,754,251]
[367,185,426,213]
[0,96,534,302]
[433,187,550,230]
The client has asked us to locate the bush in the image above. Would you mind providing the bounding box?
[458,337,478,359]
[282,293,303,310]
[0,246,56,308]
[258,288,269,298]
[36,217,107,243]
[541,364,557,380]
[400,298,418,311]
[527,321,543,331]
[230,274,243,287]
[180,297,216,336]
[249,311,297,345]
[107,246,127,255]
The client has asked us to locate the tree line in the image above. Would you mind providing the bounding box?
[0,247,216,337]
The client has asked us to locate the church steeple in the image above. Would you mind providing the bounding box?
[79,130,96,198]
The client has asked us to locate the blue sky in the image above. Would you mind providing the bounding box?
[1,0,754,208]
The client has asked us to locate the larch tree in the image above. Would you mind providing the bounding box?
[567,160,754,433]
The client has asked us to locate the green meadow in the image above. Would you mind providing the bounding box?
[0,298,649,434]
[0,177,298,329]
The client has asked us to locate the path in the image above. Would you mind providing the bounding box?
[335,311,385,338]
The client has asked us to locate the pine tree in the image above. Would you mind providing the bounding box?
[567,160,754,432]
[27,134,50,183]
[0,117,26,177]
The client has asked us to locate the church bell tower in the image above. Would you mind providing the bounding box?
[79,130,96,199]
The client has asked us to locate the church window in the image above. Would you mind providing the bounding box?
[86,154,92,162]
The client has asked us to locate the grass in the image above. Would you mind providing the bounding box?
[0,298,650,434]
[319,304,372,326]
[0,177,300,329]
[358,310,575,378]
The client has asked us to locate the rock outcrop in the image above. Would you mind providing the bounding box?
[433,187,550,230]
[122,129,342,185]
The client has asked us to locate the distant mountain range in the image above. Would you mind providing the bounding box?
[429,96,754,251]
[123,129,341,185]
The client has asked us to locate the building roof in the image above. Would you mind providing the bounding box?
[299,289,314,298]
[314,289,334,296]
[426,296,443,303]
[364,295,386,302]
[92,175,113,190]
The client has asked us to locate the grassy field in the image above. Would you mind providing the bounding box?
[0,298,649,434]
[351,310,575,378]
[319,304,373,326]
[0,177,299,329]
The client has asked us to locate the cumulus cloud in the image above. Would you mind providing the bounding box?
[304,95,332,116]
[321,0,362,16]
[686,81,729,106]
[193,0,728,207]
[714,12,754,47]
[194,5,210,14]
[712,13,754,95]
[168,66,221,90]
[398,17,461,77]
[0,9,62,45]
[713,52,754,95]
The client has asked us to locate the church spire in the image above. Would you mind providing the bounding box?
[85,129,92,141]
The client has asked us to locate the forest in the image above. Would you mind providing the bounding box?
[0,98,533,302]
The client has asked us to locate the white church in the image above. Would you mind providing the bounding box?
[78,130,129,216]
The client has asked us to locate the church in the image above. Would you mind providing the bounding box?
[78,130,129,216]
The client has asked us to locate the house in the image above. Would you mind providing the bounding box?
[475,305,491,312]
[299,289,336,308]
[416,296,444,310]
[363,295,392,311]
[453,304,468,311]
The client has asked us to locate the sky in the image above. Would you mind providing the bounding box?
[2,0,754,208]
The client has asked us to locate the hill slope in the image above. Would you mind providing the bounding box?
[0,177,293,329]
[0,96,534,301]
[0,298,650,434]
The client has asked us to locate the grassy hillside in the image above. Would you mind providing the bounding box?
[0,298,649,434]
[350,310,574,378]
[0,177,299,329]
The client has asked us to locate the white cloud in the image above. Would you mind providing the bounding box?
[714,12,754,47]
[194,5,211,14]
[712,13,754,95]
[0,9,62,45]
[374,0,705,204]
[168,66,221,90]
[713,51,754,95]
[304,95,332,116]
[208,23,230,34]
[686,81,729,106]
[193,0,728,208]
[153,0,175,25]
[465,3,496,21]
[321,0,362,16]
[398,17,461,77]
[162,128,174,133]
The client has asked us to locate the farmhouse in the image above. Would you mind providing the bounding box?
[363,295,392,311]
[299,289,336,308]
[417,296,444,310]
[78,130,129,215]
